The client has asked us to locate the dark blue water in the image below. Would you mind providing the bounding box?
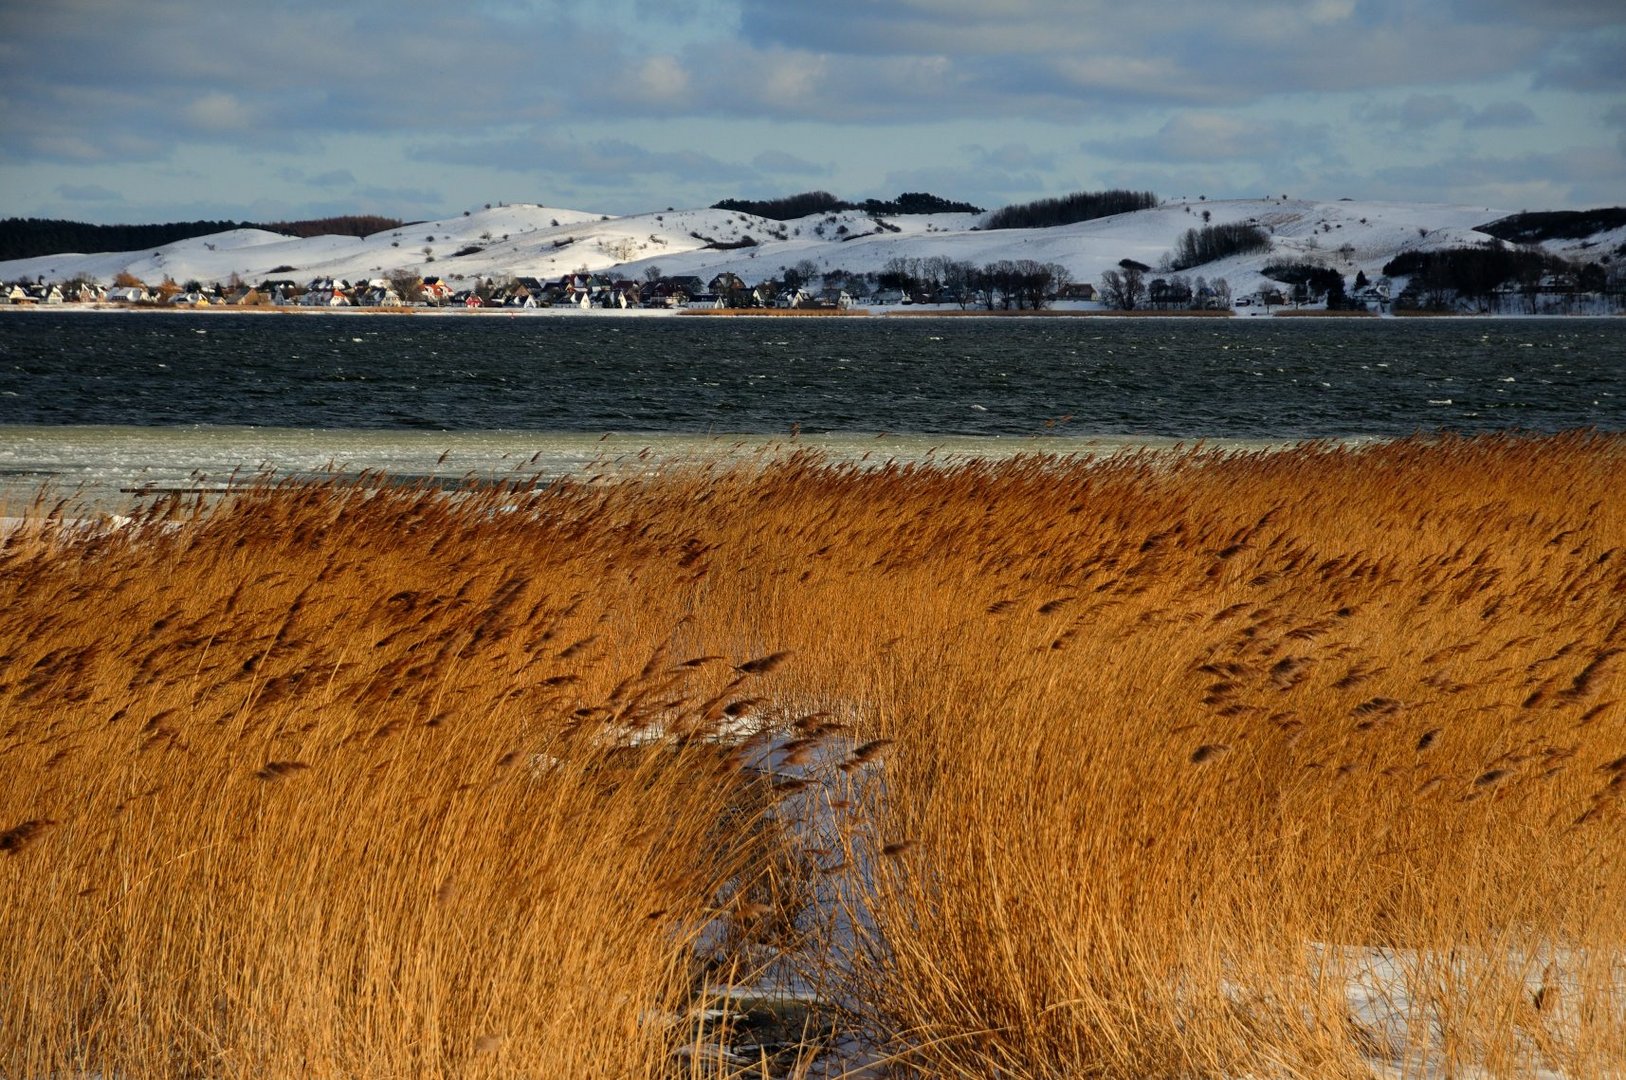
[1,313,1622,440]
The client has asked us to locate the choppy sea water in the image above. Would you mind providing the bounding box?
[1,312,1621,510]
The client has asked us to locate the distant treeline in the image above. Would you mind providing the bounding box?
[1477,208,1626,244]
[258,215,407,239]
[982,189,1158,230]
[1262,260,1351,306]
[1380,244,1618,313]
[0,215,407,261]
[1382,245,1576,298]
[1168,222,1272,270]
[711,191,985,220]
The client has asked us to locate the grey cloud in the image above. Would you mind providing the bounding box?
[1088,114,1340,165]
[0,2,611,164]
[308,169,358,189]
[600,42,973,123]
[740,1,1103,58]
[1452,0,1626,29]
[182,91,257,134]
[2,121,170,165]
[1607,104,1626,153]
[1089,164,1277,203]
[55,183,123,202]
[410,135,753,186]
[1372,144,1626,207]
[1355,94,1473,131]
[1464,101,1539,128]
[408,136,548,171]
[879,141,1071,211]
[551,140,755,184]
[1213,25,1545,99]
[966,143,1058,172]
[5,0,1620,162]
[734,1,1587,108]
[354,185,443,207]
[1535,29,1626,91]
[2,0,1621,219]
[877,165,1040,213]
[605,38,1261,124]
[1398,95,1474,130]
[751,150,832,177]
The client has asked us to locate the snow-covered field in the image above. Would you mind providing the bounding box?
[5,198,1621,304]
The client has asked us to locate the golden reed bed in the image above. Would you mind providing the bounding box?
[884,306,1235,317]
[2,434,1624,1078]
[679,307,868,316]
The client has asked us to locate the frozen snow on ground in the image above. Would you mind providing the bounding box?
[0,427,1275,519]
[4,198,1620,310]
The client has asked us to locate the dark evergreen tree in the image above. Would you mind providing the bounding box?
[983,190,1158,230]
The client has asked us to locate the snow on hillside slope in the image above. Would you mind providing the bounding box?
[1,199,1616,296]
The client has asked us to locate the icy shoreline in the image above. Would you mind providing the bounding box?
[0,425,1306,518]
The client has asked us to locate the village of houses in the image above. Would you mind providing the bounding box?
[18,264,1590,316]
[4,269,1096,313]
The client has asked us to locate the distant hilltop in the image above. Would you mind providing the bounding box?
[0,215,408,262]
[1,193,1622,315]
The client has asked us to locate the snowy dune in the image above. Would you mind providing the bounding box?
[3,198,1622,301]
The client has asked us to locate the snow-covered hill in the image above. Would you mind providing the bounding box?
[3,198,1622,303]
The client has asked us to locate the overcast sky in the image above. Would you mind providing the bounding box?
[2,0,1622,225]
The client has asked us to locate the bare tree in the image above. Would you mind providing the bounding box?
[881,255,922,295]
[941,260,978,308]
[387,270,423,305]
[983,261,1019,309]
[784,259,820,291]
[1045,262,1073,306]
[1099,261,1147,310]
[599,236,641,262]
[922,255,953,293]
[973,265,1000,310]
[1009,259,1066,309]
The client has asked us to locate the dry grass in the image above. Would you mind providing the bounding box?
[884,308,1235,317]
[3,433,1624,1077]
[679,308,868,317]
[1272,309,1381,317]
